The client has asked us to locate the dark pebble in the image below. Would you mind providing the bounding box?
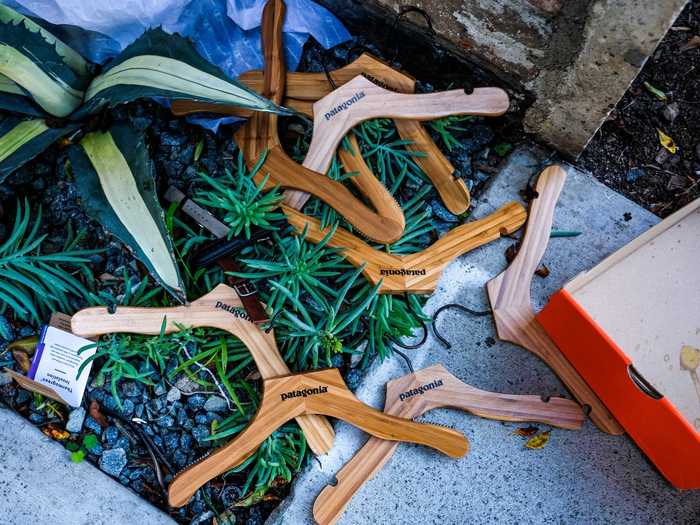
[120,399,135,418]
[0,315,14,341]
[84,416,103,435]
[173,449,189,468]
[103,426,119,446]
[160,132,188,147]
[121,382,143,398]
[187,394,206,410]
[345,369,363,391]
[15,390,31,405]
[130,479,145,493]
[164,432,180,451]
[191,425,209,443]
[28,412,45,424]
[176,408,191,427]
[157,415,175,428]
[87,443,104,456]
[194,413,208,425]
[626,167,647,183]
[180,433,193,449]
[220,485,241,507]
[99,448,127,477]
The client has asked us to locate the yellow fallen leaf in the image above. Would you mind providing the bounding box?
[657,129,677,154]
[41,424,70,441]
[525,431,551,449]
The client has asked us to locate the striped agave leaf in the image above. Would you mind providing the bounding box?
[0,4,91,117]
[68,123,185,301]
[0,116,77,182]
[78,28,290,118]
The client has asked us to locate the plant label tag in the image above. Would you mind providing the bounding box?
[28,326,96,407]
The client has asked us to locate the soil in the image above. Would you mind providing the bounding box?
[579,2,700,217]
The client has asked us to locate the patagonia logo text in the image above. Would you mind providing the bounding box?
[399,379,444,402]
[361,73,399,92]
[215,301,251,321]
[281,386,328,401]
[379,268,426,276]
[324,91,366,120]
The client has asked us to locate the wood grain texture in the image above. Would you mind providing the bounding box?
[313,363,584,525]
[167,368,468,507]
[303,75,509,175]
[70,284,335,455]
[231,1,405,244]
[171,52,483,216]
[283,201,526,294]
[486,165,624,435]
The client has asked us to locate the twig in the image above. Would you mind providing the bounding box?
[182,347,233,411]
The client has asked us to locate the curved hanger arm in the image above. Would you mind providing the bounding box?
[70,284,335,455]
[168,368,468,507]
[304,75,509,175]
[486,166,624,435]
[171,50,471,215]
[338,133,405,230]
[282,201,526,294]
[229,0,406,244]
[313,363,583,524]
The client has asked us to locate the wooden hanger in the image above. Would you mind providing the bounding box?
[299,75,508,183]
[172,52,472,215]
[486,165,624,435]
[231,0,405,244]
[167,367,469,507]
[70,283,336,455]
[313,362,584,524]
[282,201,527,294]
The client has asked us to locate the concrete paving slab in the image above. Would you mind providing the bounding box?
[0,407,176,525]
[267,147,700,524]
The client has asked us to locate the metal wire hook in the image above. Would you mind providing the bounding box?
[392,345,414,374]
[263,308,284,333]
[319,49,338,91]
[431,303,491,349]
[387,6,437,63]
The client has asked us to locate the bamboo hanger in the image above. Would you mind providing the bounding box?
[232,0,405,244]
[70,283,335,455]
[172,52,472,214]
[313,362,584,525]
[167,367,469,507]
[486,165,624,435]
[282,201,527,294]
[298,75,509,182]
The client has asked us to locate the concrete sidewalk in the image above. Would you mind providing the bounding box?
[0,408,176,525]
[267,148,700,524]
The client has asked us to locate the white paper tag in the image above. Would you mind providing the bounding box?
[30,326,96,407]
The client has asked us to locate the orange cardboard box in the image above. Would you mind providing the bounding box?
[537,199,700,489]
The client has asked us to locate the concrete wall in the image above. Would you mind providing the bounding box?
[319,0,688,158]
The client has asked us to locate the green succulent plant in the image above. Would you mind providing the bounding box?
[0,199,99,324]
[0,4,289,302]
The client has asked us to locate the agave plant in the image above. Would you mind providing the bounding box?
[0,4,289,301]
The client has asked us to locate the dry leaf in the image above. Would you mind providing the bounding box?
[525,431,551,449]
[42,424,70,441]
[89,400,109,428]
[7,336,38,356]
[12,351,31,373]
[680,35,700,52]
[657,129,677,154]
[513,425,539,437]
[535,264,550,278]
